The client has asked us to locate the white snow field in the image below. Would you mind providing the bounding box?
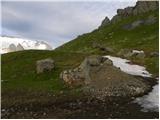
[0,36,53,54]
[104,55,152,77]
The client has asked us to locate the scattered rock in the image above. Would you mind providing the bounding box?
[118,49,145,59]
[60,55,150,98]
[36,58,54,74]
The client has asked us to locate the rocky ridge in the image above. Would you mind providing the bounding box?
[100,1,158,27]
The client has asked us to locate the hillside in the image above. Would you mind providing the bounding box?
[1,1,159,119]
[55,1,159,75]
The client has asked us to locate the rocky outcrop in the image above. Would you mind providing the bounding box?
[60,55,150,98]
[100,1,158,26]
[36,58,54,74]
[100,16,110,27]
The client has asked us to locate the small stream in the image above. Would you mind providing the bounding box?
[104,55,159,112]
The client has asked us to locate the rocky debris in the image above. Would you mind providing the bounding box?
[60,70,85,87]
[100,1,158,26]
[36,58,54,74]
[100,16,111,27]
[150,51,159,57]
[61,55,150,98]
[118,49,145,59]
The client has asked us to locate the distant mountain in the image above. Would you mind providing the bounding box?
[0,36,53,54]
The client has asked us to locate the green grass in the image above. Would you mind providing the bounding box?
[2,50,89,92]
[1,10,159,95]
[55,10,158,76]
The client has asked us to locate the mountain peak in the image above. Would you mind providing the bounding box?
[0,36,53,54]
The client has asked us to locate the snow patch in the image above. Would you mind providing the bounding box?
[132,50,144,54]
[104,55,152,77]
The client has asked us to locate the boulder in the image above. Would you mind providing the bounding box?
[118,49,145,59]
[36,58,54,74]
[60,55,150,98]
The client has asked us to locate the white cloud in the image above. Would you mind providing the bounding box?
[2,1,137,48]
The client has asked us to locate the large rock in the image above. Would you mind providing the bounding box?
[60,55,150,98]
[36,58,54,74]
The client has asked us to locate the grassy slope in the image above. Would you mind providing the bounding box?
[2,50,89,93]
[1,10,159,95]
[56,10,159,75]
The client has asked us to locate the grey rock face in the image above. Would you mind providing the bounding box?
[60,55,150,98]
[133,1,158,15]
[111,15,122,24]
[101,16,110,27]
[36,58,54,74]
[111,1,158,24]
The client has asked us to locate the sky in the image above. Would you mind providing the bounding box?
[1,0,137,48]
